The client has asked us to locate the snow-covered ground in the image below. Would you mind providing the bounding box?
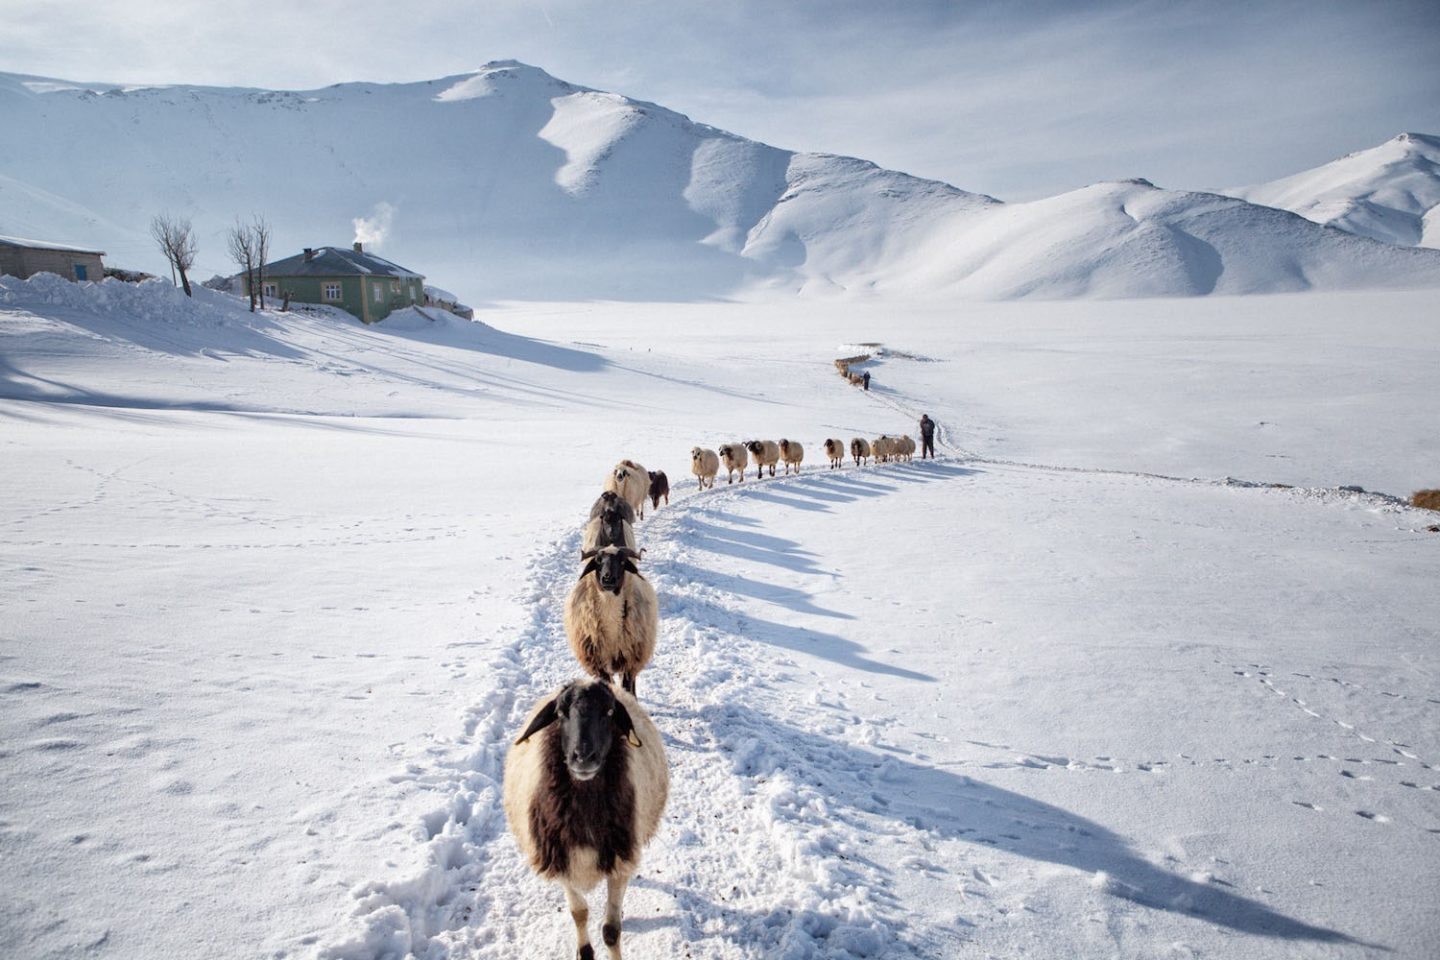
[2,276,1437,959]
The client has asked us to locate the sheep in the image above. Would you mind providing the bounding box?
[691,447,720,490]
[647,470,669,512]
[823,438,845,469]
[746,440,780,479]
[504,679,668,960]
[850,437,871,466]
[604,460,649,519]
[894,435,916,461]
[565,544,658,696]
[778,439,805,475]
[872,435,893,463]
[718,443,748,484]
[583,492,637,554]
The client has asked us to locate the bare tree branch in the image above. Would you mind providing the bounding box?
[150,213,197,297]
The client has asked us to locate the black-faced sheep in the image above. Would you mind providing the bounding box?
[504,679,668,960]
[604,460,650,519]
[746,440,780,479]
[583,493,637,554]
[565,545,658,696]
[718,443,748,484]
[823,438,845,469]
[778,439,804,475]
[647,470,669,512]
[850,437,871,466]
[691,447,720,490]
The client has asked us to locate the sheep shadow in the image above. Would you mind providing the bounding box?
[662,558,854,621]
[675,701,1377,950]
[657,590,933,682]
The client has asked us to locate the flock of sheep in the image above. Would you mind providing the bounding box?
[502,430,923,959]
[693,433,918,488]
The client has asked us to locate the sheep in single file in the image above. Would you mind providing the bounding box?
[504,679,668,960]
[691,447,720,490]
[583,492,637,554]
[565,545,658,696]
[718,443,748,484]
[823,438,845,469]
[778,439,804,475]
[647,470,669,512]
[746,440,780,479]
[604,460,649,519]
[872,435,894,463]
[894,435,916,461]
[850,437,871,466]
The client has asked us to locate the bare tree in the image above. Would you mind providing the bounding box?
[226,216,273,312]
[226,219,258,311]
[150,214,197,297]
[253,216,270,310]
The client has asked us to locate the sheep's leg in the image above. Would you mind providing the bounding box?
[562,882,594,960]
[602,873,630,959]
[621,672,636,696]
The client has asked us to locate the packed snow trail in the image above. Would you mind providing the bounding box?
[315,449,1417,958]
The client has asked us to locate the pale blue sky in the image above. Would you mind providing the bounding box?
[3,0,1436,199]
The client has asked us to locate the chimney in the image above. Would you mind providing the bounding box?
[303,248,315,262]
[353,242,363,253]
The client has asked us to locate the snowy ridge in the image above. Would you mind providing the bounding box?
[1227,133,1440,248]
[3,64,1439,300]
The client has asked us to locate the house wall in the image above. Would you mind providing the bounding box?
[250,273,424,324]
[0,246,105,281]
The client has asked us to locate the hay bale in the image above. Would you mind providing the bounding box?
[1411,489,1440,511]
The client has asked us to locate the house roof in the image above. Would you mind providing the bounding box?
[0,234,106,256]
[262,246,423,279]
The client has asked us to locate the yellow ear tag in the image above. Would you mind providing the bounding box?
[626,731,643,748]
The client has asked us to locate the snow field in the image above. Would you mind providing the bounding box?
[3,278,1438,958]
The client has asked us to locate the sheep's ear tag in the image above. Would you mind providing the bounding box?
[625,730,643,749]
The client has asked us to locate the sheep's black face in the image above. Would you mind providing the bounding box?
[746,441,762,455]
[596,549,629,594]
[556,683,626,782]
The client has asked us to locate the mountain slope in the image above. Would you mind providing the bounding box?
[2,63,1439,301]
[1226,133,1440,248]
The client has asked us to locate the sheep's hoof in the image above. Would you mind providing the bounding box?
[578,945,595,960]
[603,922,621,946]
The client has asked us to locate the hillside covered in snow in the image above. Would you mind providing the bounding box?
[3,62,1440,302]
[1227,133,1440,249]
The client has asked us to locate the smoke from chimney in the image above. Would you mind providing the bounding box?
[352,201,396,249]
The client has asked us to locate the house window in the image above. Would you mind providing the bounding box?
[323,282,342,301]
[372,283,383,303]
[262,283,277,298]
[73,263,88,281]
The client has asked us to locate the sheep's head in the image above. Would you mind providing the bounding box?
[746,440,763,455]
[580,545,641,594]
[612,466,630,485]
[514,680,640,781]
[691,447,703,461]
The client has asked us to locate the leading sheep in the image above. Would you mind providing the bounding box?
[691,447,720,490]
[504,679,668,960]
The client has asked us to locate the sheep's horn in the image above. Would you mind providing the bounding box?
[620,547,642,559]
[580,548,598,560]
[626,730,643,749]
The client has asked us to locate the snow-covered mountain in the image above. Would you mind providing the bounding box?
[1226,133,1440,249]
[3,62,1439,301]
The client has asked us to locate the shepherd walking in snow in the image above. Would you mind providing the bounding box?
[919,414,935,459]
[861,371,870,391]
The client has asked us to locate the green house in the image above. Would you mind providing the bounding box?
[251,243,425,323]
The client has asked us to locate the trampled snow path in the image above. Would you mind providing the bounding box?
[315,429,1432,958]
